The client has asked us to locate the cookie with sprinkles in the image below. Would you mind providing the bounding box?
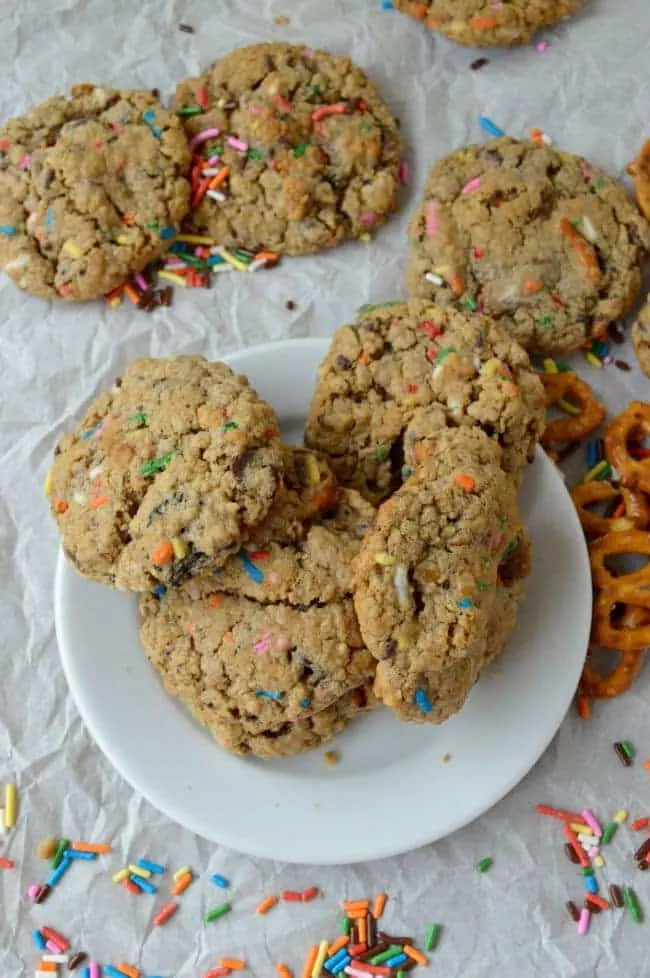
[393,0,584,47]
[173,42,403,254]
[47,356,283,590]
[212,683,376,758]
[0,85,191,300]
[351,427,530,675]
[632,298,650,378]
[304,298,545,503]
[405,137,650,355]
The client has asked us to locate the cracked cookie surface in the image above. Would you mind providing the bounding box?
[393,0,584,46]
[304,298,545,502]
[173,42,402,255]
[48,356,283,591]
[0,85,190,300]
[405,138,650,355]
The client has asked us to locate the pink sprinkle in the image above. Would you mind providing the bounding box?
[89,964,101,978]
[189,128,220,153]
[577,908,591,936]
[268,572,280,585]
[588,846,600,858]
[426,201,439,237]
[248,105,263,116]
[360,213,376,226]
[227,136,248,152]
[536,40,549,52]
[581,808,602,838]
[399,161,410,185]
[27,883,40,900]
[17,155,31,170]
[461,177,482,195]
[253,631,272,655]
[135,273,149,292]
[206,155,221,166]
[46,940,62,953]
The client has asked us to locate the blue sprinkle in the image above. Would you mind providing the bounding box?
[159,226,176,240]
[325,948,349,969]
[143,109,162,137]
[137,858,166,875]
[385,954,408,969]
[458,597,474,609]
[300,697,311,709]
[0,224,16,235]
[130,873,157,894]
[332,956,352,975]
[153,584,167,599]
[47,857,72,886]
[380,0,394,7]
[256,689,283,702]
[207,254,226,266]
[81,420,104,440]
[239,549,264,583]
[169,241,188,253]
[479,116,505,138]
[63,848,97,860]
[585,874,599,894]
[211,873,230,888]
[414,688,433,714]
[81,969,91,978]
[104,968,127,978]
[45,208,55,227]
[32,930,46,950]
[586,440,598,469]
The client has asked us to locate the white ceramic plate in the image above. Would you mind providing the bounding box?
[54,338,592,865]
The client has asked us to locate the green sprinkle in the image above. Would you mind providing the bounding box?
[309,84,321,95]
[140,452,174,476]
[145,221,160,230]
[424,923,441,952]
[582,867,594,877]
[359,122,374,134]
[128,412,149,427]
[556,361,572,372]
[247,147,265,161]
[205,901,232,923]
[176,105,203,116]
[498,513,509,528]
[623,887,643,923]
[596,461,613,481]
[372,444,391,462]
[592,177,607,191]
[621,739,636,759]
[602,821,618,844]
[340,915,351,936]
[371,947,403,965]
[52,838,70,870]
[293,142,310,157]
[541,314,554,327]
[476,581,489,592]
[462,297,478,312]
[221,421,240,432]
[396,973,406,978]
[476,856,493,873]
[435,345,456,365]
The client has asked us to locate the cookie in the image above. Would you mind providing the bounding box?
[351,427,531,671]
[0,85,191,300]
[48,356,283,590]
[212,684,376,758]
[372,576,525,723]
[173,42,402,255]
[628,140,650,223]
[632,299,650,378]
[304,298,545,502]
[405,138,650,355]
[393,0,584,47]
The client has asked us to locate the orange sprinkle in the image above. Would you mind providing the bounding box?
[312,103,348,123]
[123,283,141,306]
[121,213,136,225]
[90,495,109,508]
[0,858,15,869]
[116,965,140,978]
[301,946,318,978]
[346,907,368,919]
[254,251,280,265]
[524,279,542,294]
[576,695,591,719]
[123,879,140,894]
[276,966,294,978]
[613,500,626,518]
[404,945,428,966]
[151,540,174,566]
[529,128,544,145]
[643,760,650,771]
[453,473,476,493]
[37,964,57,974]
[220,959,246,971]
[343,900,370,912]
[208,595,224,609]
[471,15,498,28]
[357,351,372,366]
[192,175,212,207]
[357,916,368,944]
[450,274,465,296]
[372,892,388,919]
[407,1,428,18]
[54,500,69,514]
[171,871,193,895]
[256,894,278,915]
[559,218,601,283]
[41,927,69,950]
[71,841,111,854]
[327,937,349,957]
[209,166,231,190]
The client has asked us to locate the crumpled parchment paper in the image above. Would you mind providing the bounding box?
[0,0,649,975]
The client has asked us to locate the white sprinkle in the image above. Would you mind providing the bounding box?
[577,832,599,848]
[206,189,226,202]
[211,263,235,274]
[581,215,598,243]
[541,132,553,146]
[209,245,226,254]
[73,492,87,505]
[394,565,409,609]
[42,955,68,964]
[88,464,103,480]
[248,258,267,272]
[424,271,444,286]
[201,168,220,176]
[5,255,29,270]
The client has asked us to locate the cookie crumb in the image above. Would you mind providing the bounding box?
[324,750,340,767]
[178,23,194,32]
[274,15,290,25]
[285,300,296,311]
[470,57,489,70]
[442,752,452,763]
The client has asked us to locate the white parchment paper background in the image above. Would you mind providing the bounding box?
[1,1,649,975]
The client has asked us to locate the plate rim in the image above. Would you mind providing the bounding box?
[53,337,593,864]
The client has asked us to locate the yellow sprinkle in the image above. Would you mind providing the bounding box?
[585,351,603,369]
[374,553,396,566]
[395,630,411,652]
[158,271,187,287]
[311,940,329,978]
[215,247,249,272]
[107,295,122,308]
[176,234,218,245]
[304,454,321,486]
[4,784,17,829]
[128,863,151,878]
[44,469,53,496]
[569,822,592,834]
[171,537,188,560]
[112,868,130,883]
[543,358,559,374]
[558,398,580,416]
[614,809,628,824]
[174,865,191,881]
[116,235,131,245]
[584,460,609,483]
[481,357,501,376]
[610,518,634,531]
[593,855,605,868]
[359,233,372,242]
[62,239,82,258]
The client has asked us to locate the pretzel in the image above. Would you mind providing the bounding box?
[604,401,650,493]
[571,481,650,537]
[539,373,605,447]
[592,590,650,650]
[580,608,648,698]
[589,530,650,602]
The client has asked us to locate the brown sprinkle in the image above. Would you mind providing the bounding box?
[35,884,51,904]
[566,900,580,922]
[324,750,339,767]
[638,859,650,872]
[366,913,377,948]
[68,952,88,970]
[470,57,489,70]
[378,932,414,945]
[610,884,624,908]
[178,23,194,32]
[635,838,650,862]
[285,300,297,311]
[564,842,580,865]
[614,742,633,767]
[614,359,632,372]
